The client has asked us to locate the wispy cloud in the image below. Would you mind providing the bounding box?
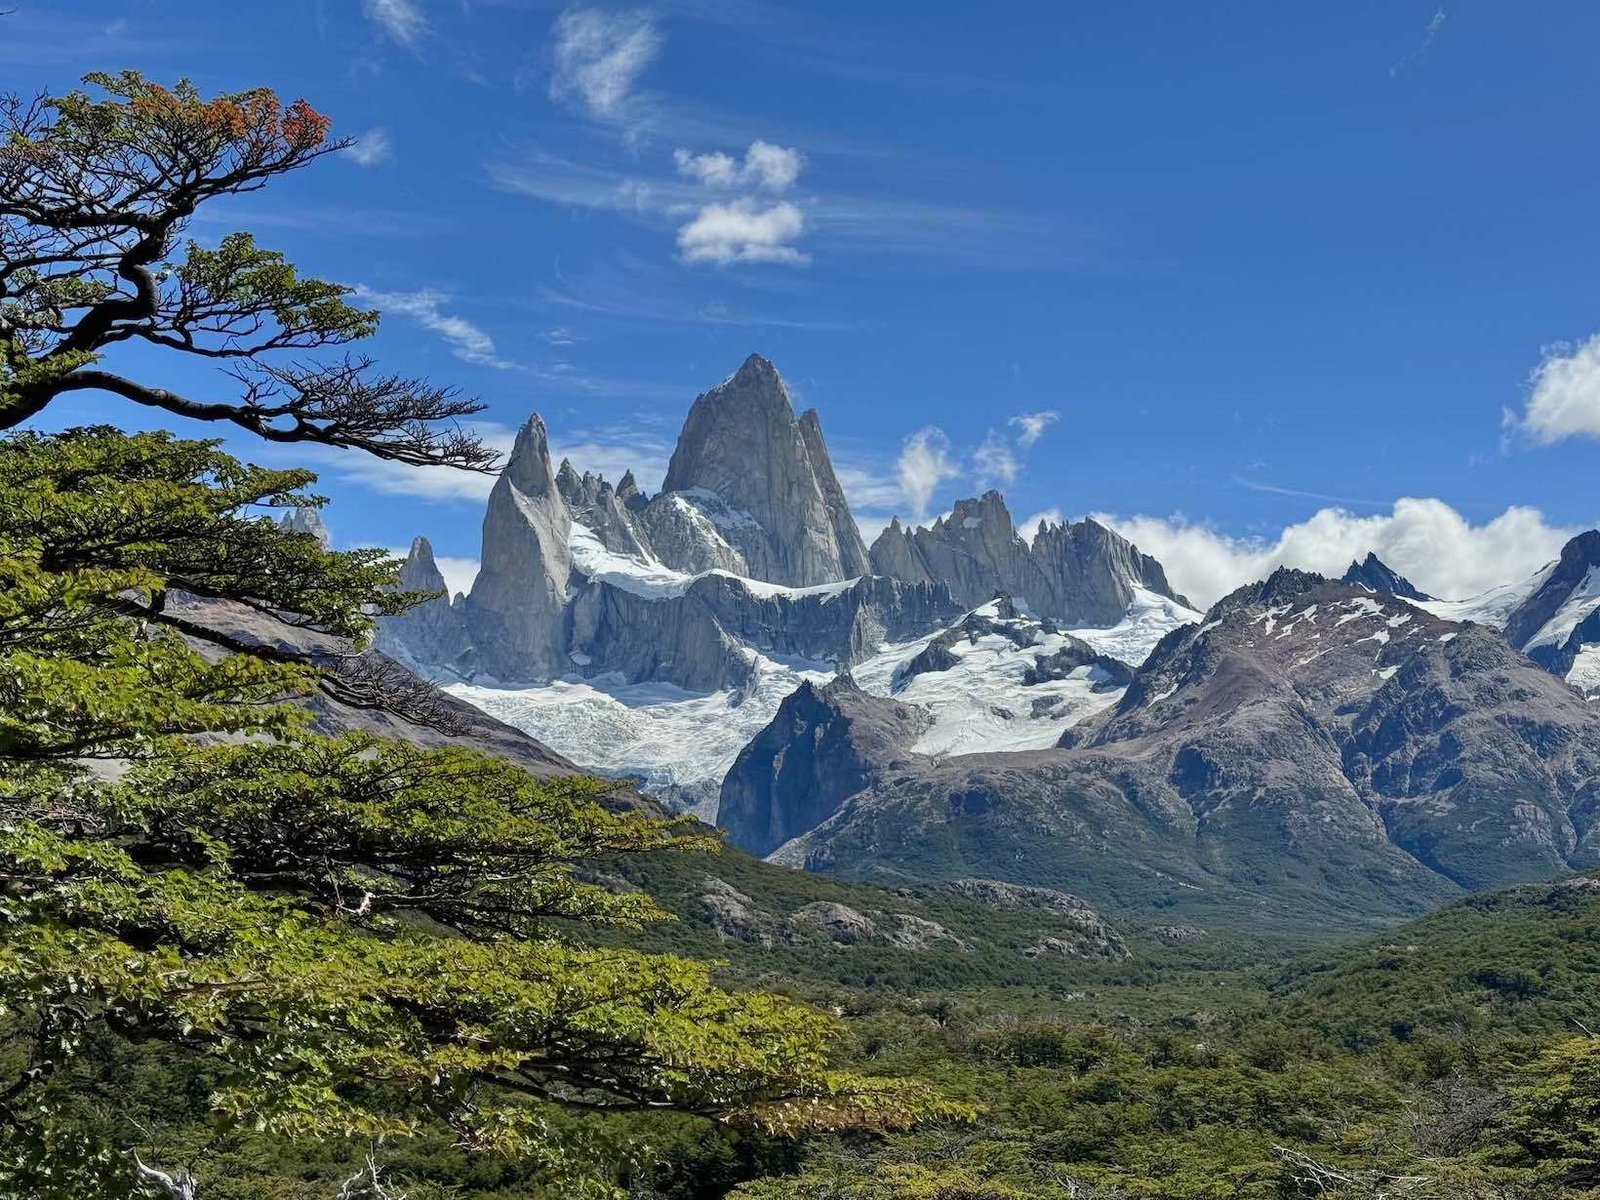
[342,128,394,168]
[973,432,1019,488]
[1230,475,1389,509]
[549,7,662,122]
[363,0,430,49]
[356,286,510,368]
[1513,333,1600,445]
[487,143,1065,271]
[896,427,961,520]
[1390,5,1446,79]
[1009,410,1059,447]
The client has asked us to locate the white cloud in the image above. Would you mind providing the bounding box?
[549,7,661,121]
[973,432,1019,487]
[356,287,509,369]
[1097,498,1575,610]
[1517,334,1600,445]
[674,140,803,193]
[342,128,393,167]
[1009,410,1059,447]
[896,427,960,520]
[362,0,429,47]
[677,199,808,265]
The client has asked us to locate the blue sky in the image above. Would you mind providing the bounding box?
[10,0,1600,605]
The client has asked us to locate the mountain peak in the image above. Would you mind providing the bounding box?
[661,355,868,586]
[505,413,557,495]
[1341,552,1431,601]
[280,505,330,549]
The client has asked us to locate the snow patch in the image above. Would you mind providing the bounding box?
[1569,645,1600,699]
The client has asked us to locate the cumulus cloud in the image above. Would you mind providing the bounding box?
[362,0,429,47]
[1009,410,1059,447]
[342,128,393,167]
[973,432,1019,487]
[1097,498,1575,610]
[1517,334,1600,444]
[549,7,660,121]
[356,286,509,368]
[896,427,961,520]
[674,140,803,192]
[676,199,808,265]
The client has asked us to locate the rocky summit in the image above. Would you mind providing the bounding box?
[869,491,1190,627]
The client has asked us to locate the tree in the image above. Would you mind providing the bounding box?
[0,72,494,470]
[0,428,955,1198]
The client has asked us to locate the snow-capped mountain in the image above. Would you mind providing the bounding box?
[377,353,1197,814]
[729,567,1600,923]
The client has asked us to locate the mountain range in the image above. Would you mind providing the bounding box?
[378,352,1600,927]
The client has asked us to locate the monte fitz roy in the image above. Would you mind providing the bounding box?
[379,353,1600,927]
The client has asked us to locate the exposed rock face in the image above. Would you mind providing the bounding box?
[752,571,1600,924]
[374,537,474,676]
[948,879,1128,959]
[279,506,331,548]
[555,460,653,559]
[567,573,963,693]
[698,877,778,943]
[635,493,749,576]
[716,675,932,857]
[661,354,869,586]
[869,491,1188,627]
[462,417,573,683]
[1502,532,1600,699]
[1342,552,1431,601]
[790,900,877,943]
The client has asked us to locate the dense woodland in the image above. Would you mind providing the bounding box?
[1,72,1597,1200]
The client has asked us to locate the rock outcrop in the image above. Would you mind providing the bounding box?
[374,537,474,676]
[462,416,573,683]
[869,491,1188,627]
[716,675,932,857]
[661,354,869,586]
[1502,531,1600,683]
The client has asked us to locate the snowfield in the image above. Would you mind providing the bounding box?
[446,567,1199,815]
[1415,564,1553,629]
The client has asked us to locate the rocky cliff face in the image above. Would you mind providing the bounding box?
[747,570,1600,924]
[717,676,932,857]
[462,416,573,683]
[868,491,1189,627]
[1487,531,1600,701]
[568,573,963,692]
[661,354,869,586]
[374,537,474,677]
